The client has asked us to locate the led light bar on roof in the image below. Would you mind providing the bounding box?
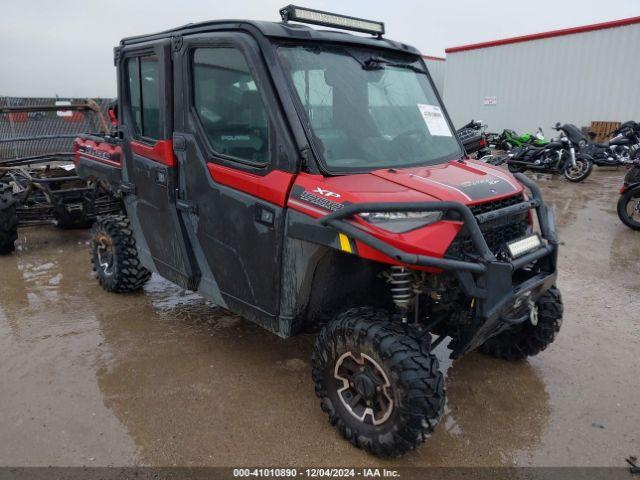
[279,5,385,36]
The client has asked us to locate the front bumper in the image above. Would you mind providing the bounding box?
[320,173,558,357]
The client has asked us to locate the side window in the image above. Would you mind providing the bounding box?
[192,47,269,165]
[126,55,160,139]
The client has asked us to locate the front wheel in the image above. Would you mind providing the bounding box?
[617,186,640,230]
[480,286,563,361]
[563,157,593,182]
[312,308,445,457]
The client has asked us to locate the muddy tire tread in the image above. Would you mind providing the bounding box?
[0,183,18,255]
[91,215,151,293]
[312,307,445,457]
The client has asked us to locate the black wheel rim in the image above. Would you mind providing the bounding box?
[334,351,394,426]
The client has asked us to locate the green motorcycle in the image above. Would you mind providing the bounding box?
[490,127,549,151]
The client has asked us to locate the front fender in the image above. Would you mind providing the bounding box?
[620,181,640,194]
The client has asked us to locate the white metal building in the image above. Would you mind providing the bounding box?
[422,55,446,95]
[441,16,640,133]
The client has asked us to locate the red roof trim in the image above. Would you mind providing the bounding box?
[445,15,640,53]
[422,54,446,62]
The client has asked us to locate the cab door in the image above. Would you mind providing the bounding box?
[172,32,297,327]
[118,40,199,289]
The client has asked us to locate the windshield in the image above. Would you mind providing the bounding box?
[277,45,462,172]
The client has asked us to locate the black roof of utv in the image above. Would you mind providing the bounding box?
[119,20,421,56]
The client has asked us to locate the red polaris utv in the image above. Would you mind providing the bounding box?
[75,6,563,457]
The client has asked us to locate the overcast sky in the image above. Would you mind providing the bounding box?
[1,0,638,98]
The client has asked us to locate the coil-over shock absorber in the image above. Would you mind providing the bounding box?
[389,266,413,322]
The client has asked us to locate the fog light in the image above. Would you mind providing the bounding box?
[507,234,542,258]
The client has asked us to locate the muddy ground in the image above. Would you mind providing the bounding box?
[0,168,638,467]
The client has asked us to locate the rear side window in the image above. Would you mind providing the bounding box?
[192,47,270,165]
[126,56,160,139]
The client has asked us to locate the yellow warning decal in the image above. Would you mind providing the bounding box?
[338,233,353,253]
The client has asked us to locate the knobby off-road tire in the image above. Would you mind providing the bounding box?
[0,183,18,255]
[312,307,445,457]
[91,215,151,293]
[617,185,640,231]
[480,286,563,361]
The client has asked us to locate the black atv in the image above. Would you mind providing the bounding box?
[0,100,121,254]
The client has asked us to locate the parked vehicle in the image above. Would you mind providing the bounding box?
[74,6,563,457]
[0,101,121,254]
[556,122,640,167]
[490,127,549,151]
[506,126,593,182]
[617,161,640,230]
[456,120,491,159]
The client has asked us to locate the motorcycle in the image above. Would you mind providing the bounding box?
[456,120,492,159]
[505,127,593,182]
[490,127,549,151]
[556,121,640,167]
[617,160,640,230]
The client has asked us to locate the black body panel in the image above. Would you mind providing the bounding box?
[117,39,200,290]
[169,31,300,327]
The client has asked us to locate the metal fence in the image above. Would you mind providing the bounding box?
[0,97,114,161]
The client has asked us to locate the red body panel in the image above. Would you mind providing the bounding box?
[74,137,122,168]
[287,160,524,267]
[131,139,176,167]
[207,163,296,208]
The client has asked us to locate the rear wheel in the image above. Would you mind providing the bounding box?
[617,185,640,230]
[91,215,151,292]
[312,307,445,457]
[480,286,563,361]
[563,157,593,182]
[0,183,18,255]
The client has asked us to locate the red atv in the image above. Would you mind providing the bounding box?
[75,5,563,457]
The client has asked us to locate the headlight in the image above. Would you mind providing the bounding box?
[359,211,443,233]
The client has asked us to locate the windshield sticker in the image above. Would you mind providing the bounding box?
[417,104,452,137]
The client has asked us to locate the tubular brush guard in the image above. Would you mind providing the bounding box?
[319,173,558,357]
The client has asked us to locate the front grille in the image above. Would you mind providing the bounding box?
[447,193,529,259]
[469,193,524,215]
